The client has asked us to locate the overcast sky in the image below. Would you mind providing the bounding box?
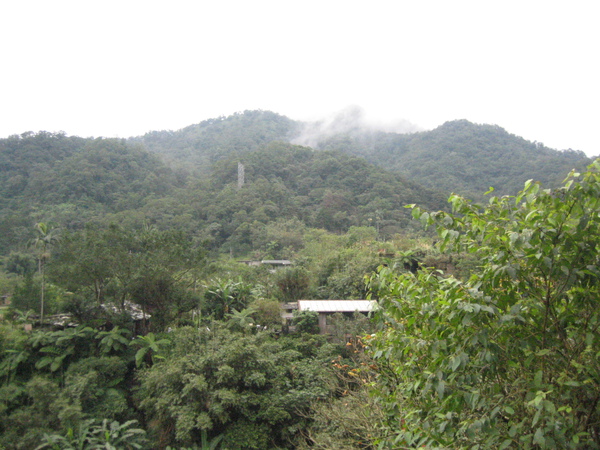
[1,1,598,156]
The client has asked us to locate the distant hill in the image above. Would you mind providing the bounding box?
[134,110,593,201]
[0,133,444,257]
[132,110,297,169]
[311,119,592,200]
[1,111,593,257]
[0,132,181,253]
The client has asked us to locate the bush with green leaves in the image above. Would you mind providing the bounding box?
[248,298,283,329]
[292,310,320,334]
[367,161,600,448]
[136,326,337,448]
[326,311,373,345]
[36,418,147,450]
[10,274,64,316]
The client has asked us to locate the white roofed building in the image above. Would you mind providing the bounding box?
[297,300,376,335]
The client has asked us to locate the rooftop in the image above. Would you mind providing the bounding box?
[297,300,376,313]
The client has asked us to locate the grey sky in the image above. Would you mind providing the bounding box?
[1,0,597,156]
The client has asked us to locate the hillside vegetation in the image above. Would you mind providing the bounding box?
[133,110,297,169]
[1,111,598,448]
[0,131,443,258]
[315,119,591,199]
[135,110,592,200]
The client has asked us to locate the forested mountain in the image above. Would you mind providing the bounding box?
[2,109,593,259]
[135,110,592,200]
[185,142,446,254]
[2,109,592,257]
[0,133,443,258]
[0,132,183,254]
[312,119,592,200]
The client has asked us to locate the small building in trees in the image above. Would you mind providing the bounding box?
[239,259,293,273]
[297,300,376,334]
[281,301,298,324]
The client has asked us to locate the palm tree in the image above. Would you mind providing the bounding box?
[31,222,59,325]
[97,326,132,355]
[226,307,257,333]
[130,333,171,368]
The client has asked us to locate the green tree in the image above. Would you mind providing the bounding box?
[5,252,37,276]
[49,225,206,330]
[367,161,600,448]
[10,274,41,314]
[31,222,59,324]
[49,225,123,306]
[275,267,311,302]
[248,298,283,329]
[293,310,319,334]
[136,326,336,449]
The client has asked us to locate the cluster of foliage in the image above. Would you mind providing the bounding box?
[0,132,182,255]
[295,341,384,449]
[0,322,139,448]
[367,161,600,448]
[48,225,206,329]
[136,326,340,448]
[0,218,394,448]
[0,306,375,448]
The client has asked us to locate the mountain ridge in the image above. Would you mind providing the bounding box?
[133,110,593,200]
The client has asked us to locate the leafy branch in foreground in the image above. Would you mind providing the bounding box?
[367,160,600,448]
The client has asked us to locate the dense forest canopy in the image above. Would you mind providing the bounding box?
[133,110,593,200]
[1,110,597,448]
[314,119,591,199]
[0,130,445,258]
[0,133,183,254]
[1,110,591,289]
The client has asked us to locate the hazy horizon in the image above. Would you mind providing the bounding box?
[1,1,597,156]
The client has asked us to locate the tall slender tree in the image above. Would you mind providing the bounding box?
[31,222,59,324]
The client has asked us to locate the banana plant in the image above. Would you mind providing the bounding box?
[226,307,257,333]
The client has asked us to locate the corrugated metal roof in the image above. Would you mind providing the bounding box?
[297,300,376,312]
